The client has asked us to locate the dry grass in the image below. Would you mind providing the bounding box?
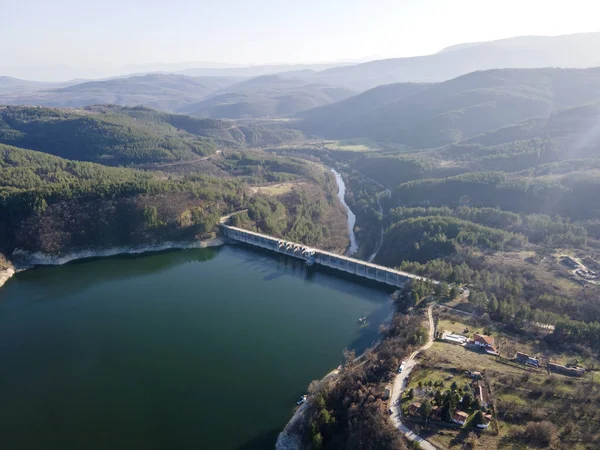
[321,138,381,152]
[483,250,582,295]
[249,182,304,196]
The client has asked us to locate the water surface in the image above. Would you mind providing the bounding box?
[0,245,392,450]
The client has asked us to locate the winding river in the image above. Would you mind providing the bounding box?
[331,169,358,256]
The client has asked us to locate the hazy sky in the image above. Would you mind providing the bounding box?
[1,0,598,68]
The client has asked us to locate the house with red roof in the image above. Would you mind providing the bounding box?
[473,334,496,353]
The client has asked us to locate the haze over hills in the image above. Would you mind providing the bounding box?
[0,74,245,112]
[310,32,600,90]
[2,32,600,118]
[176,62,359,78]
[0,77,79,94]
[179,74,356,118]
[0,61,360,83]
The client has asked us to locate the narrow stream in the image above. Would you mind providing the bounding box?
[331,169,359,256]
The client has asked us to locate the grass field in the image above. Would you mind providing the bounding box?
[249,182,304,196]
[321,138,381,152]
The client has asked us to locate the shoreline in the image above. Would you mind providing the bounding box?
[0,266,15,290]
[0,236,225,289]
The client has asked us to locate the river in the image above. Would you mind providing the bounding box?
[0,246,392,450]
[331,169,358,255]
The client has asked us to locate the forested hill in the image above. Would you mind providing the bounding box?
[299,67,600,148]
[0,105,303,165]
[0,141,349,259]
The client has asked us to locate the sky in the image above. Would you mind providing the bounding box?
[1,0,598,76]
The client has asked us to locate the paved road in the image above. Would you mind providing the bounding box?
[389,306,437,450]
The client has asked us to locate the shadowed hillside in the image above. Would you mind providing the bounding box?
[300,68,600,148]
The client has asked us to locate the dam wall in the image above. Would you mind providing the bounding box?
[220,225,435,288]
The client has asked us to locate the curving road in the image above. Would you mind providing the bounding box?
[389,306,437,450]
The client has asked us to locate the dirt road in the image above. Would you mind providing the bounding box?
[389,306,437,450]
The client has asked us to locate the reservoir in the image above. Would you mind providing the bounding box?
[0,245,392,450]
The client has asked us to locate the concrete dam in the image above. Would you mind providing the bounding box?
[220,225,435,288]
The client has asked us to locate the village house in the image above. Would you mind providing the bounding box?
[473,334,497,354]
[452,410,469,426]
[408,402,422,417]
[431,406,442,421]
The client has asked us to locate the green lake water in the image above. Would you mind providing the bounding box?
[0,245,393,450]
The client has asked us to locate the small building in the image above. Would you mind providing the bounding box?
[384,384,392,400]
[465,370,483,379]
[431,406,442,421]
[560,256,580,269]
[477,413,493,429]
[442,333,468,345]
[474,380,490,407]
[548,362,585,377]
[452,410,469,426]
[516,352,539,367]
[408,402,422,417]
[473,334,496,353]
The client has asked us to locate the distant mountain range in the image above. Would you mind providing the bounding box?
[1,74,244,112]
[309,32,600,90]
[0,61,359,83]
[1,73,356,119]
[2,32,600,119]
[0,76,77,94]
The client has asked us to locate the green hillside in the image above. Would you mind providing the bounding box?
[0,105,304,165]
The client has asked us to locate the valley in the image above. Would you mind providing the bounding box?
[3,29,600,450]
